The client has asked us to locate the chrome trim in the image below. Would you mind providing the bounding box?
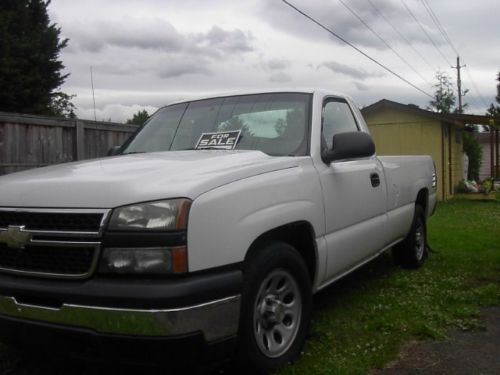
[0,207,110,279]
[20,230,103,238]
[29,240,101,246]
[0,294,241,342]
[0,208,111,235]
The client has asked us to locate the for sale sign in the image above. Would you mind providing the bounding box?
[195,130,241,150]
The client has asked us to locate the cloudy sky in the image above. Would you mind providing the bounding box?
[48,0,500,123]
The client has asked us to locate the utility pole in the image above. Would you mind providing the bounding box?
[452,56,466,113]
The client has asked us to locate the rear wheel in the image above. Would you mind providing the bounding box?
[393,205,427,268]
[238,242,311,373]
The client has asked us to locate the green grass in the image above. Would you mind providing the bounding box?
[280,200,500,374]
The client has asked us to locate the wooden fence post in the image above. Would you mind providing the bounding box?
[75,120,85,161]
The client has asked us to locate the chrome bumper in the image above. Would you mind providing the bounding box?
[0,294,240,342]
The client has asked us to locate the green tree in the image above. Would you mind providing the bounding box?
[428,71,455,114]
[428,70,482,180]
[463,131,482,181]
[50,92,76,118]
[487,103,500,124]
[488,72,500,122]
[126,109,150,125]
[496,72,500,104]
[0,0,74,116]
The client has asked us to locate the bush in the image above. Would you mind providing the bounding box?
[463,131,482,181]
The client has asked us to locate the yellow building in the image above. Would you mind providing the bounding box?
[361,100,466,200]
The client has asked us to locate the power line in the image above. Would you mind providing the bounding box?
[417,0,489,110]
[366,0,435,73]
[420,0,459,56]
[337,0,432,87]
[464,66,490,108]
[279,0,433,98]
[400,0,452,67]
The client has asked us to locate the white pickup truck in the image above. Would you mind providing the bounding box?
[0,89,436,372]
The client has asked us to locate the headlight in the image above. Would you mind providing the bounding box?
[99,246,187,275]
[103,199,191,274]
[108,198,191,231]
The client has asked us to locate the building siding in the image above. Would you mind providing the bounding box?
[364,107,463,200]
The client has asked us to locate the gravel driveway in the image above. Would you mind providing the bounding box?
[372,307,500,375]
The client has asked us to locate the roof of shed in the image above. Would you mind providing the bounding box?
[361,99,494,128]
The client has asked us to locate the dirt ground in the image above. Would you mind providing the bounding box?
[372,307,500,375]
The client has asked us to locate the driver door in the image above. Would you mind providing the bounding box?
[317,98,387,281]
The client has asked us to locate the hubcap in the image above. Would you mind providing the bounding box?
[415,218,425,260]
[253,269,302,358]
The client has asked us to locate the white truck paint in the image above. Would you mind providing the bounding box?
[0,89,437,372]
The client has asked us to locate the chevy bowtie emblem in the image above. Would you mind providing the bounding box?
[0,225,32,249]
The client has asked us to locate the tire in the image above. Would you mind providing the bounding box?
[393,205,427,268]
[237,242,312,374]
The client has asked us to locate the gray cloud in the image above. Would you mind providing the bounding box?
[68,18,185,53]
[106,20,185,52]
[63,18,253,81]
[157,59,212,79]
[354,81,369,91]
[253,58,292,72]
[319,61,384,80]
[67,19,253,59]
[259,0,443,49]
[48,0,499,121]
[267,59,291,70]
[269,72,292,82]
[200,26,253,53]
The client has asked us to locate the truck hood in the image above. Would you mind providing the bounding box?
[0,151,299,208]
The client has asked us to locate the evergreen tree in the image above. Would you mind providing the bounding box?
[126,110,150,125]
[496,72,500,104]
[428,70,481,180]
[462,131,482,181]
[428,71,455,114]
[487,72,500,125]
[0,0,73,116]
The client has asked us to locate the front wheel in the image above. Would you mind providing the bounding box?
[393,205,427,268]
[237,242,312,373]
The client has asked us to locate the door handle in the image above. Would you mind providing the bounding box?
[370,173,380,187]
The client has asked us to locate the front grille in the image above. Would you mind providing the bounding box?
[0,211,103,232]
[0,208,109,279]
[0,244,95,276]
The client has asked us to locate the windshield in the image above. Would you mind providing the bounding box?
[122,92,311,156]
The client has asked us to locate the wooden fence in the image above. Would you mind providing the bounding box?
[0,112,137,175]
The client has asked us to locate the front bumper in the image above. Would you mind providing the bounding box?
[0,269,242,343]
[0,294,240,342]
[0,314,237,369]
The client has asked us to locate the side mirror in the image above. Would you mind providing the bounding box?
[322,131,375,163]
[107,146,122,156]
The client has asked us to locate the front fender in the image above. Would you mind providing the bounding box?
[186,161,324,272]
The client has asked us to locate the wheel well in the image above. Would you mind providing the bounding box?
[416,189,428,214]
[245,221,317,282]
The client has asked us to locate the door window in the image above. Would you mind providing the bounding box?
[322,100,359,150]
